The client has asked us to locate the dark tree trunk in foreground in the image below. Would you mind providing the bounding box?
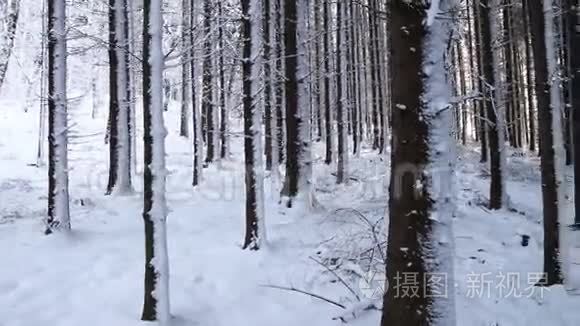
[382,1,455,325]
[528,0,563,285]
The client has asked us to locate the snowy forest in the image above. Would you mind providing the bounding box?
[2,0,580,325]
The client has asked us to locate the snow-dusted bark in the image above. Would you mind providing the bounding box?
[141,0,170,322]
[0,0,19,93]
[218,1,227,160]
[489,0,509,208]
[422,0,457,323]
[381,0,456,325]
[128,0,137,177]
[191,0,202,186]
[269,0,281,185]
[336,0,348,184]
[241,0,266,250]
[115,0,132,193]
[297,0,313,204]
[544,1,566,186]
[46,0,70,234]
[202,0,215,163]
[106,0,132,195]
[180,0,190,138]
[323,0,333,165]
[527,0,565,286]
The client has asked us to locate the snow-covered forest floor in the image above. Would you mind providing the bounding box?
[2,103,580,326]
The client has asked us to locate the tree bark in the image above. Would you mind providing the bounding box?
[46,0,70,234]
[141,0,171,321]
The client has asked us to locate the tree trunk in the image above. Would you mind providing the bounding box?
[381,1,456,325]
[203,0,215,163]
[529,0,564,285]
[242,0,266,250]
[336,0,347,184]
[141,0,171,321]
[46,0,70,234]
[0,0,19,93]
[280,0,300,205]
[180,0,190,137]
[192,0,202,186]
[323,0,332,165]
[263,0,273,170]
[481,0,504,209]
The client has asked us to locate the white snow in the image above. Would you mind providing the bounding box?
[1,0,580,325]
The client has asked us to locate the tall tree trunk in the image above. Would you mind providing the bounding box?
[263,0,273,170]
[46,0,70,234]
[280,0,301,206]
[192,0,202,186]
[523,0,536,152]
[219,2,228,160]
[336,0,347,184]
[274,0,285,165]
[323,0,332,165]
[529,0,564,285]
[381,1,456,325]
[180,0,191,137]
[368,0,380,150]
[203,0,215,162]
[472,0,488,162]
[242,0,266,250]
[481,0,505,209]
[106,0,120,194]
[141,0,171,321]
[107,0,133,195]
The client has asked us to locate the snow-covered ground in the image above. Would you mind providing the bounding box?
[2,102,580,326]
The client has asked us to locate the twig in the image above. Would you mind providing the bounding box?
[309,256,361,301]
[261,284,346,309]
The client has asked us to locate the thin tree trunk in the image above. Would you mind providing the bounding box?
[180,0,191,137]
[336,0,347,184]
[203,0,215,162]
[192,0,202,186]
